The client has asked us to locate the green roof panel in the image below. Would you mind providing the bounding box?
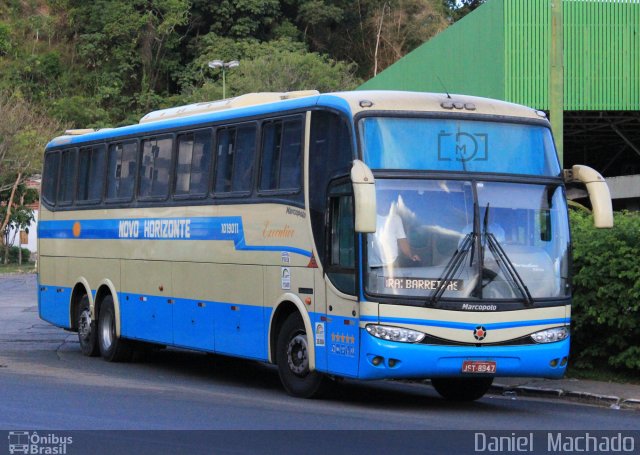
[358,0,505,100]
[360,0,640,111]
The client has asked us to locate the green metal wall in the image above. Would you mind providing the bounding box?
[563,0,640,110]
[358,0,505,100]
[360,0,640,111]
[505,0,640,110]
[504,0,550,108]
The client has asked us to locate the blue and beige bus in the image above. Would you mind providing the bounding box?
[38,90,612,400]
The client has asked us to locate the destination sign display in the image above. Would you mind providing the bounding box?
[383,278,464,291]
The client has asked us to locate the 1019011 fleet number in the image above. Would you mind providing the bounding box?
[461,360,497,374]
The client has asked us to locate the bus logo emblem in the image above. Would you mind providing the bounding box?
[438,131,488,162]
[473,326,487,341]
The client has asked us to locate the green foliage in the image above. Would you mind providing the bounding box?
[443,0,485,21]
[180,35,307,89]
[179,36,360,100]
[231,49,361,94]
[50,96,110,128]
[570,209,640,373]
[206,0,282,39]
[0,246,31,264]
[0,22,10,55]
[0,0,466,126]
[185,48,360,102]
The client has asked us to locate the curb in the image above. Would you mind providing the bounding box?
[620,399,640,411]
[564,391,619,406]
[490,383,638,410]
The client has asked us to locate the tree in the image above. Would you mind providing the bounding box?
[0,22,10,56]
[61,0,190,119]
[0,95,63,249]
[368,0,448,75]
[0,184,37,265]
[184,47,360,102]
[292,0,448,78]
[233,49,361,93]
[443,0,485,22]
[198,0,282,40]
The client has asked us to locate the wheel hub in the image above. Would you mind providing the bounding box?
[100,310,113,350]
[79,309,92,340]
[286,334,309,376]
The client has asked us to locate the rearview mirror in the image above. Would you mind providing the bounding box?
[351,160,376,233]
[564,165,613,228]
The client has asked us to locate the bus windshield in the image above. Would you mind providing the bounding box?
[365,179,571,302]
[360,117,560,176]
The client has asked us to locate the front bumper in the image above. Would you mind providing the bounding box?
[358,328,570,380]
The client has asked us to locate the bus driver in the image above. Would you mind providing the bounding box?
[368,192,421,267]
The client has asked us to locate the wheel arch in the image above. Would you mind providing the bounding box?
[94,279,121,337]
[268,293,316,370]
[69,278,93,331]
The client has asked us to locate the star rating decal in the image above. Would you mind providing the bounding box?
[331,332,355,344]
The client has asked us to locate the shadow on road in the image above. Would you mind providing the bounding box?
[84,344,507,414]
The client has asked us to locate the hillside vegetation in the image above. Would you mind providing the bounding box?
[0,0,479,128]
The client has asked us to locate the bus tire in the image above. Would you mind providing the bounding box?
[431,377,493,401]
[77,294,99,357]
[276,312,326,398]
[98,295,132,362]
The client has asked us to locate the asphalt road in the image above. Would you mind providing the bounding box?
[1,274,638,454]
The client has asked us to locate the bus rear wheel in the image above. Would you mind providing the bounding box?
[98,295,132,362]
[77,295,99,357]
[431,377,493,401]
[276,313,326,398]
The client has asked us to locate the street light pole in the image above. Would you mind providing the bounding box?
[207,60,240,99]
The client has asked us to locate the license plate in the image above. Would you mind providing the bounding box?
[461,360,496,374]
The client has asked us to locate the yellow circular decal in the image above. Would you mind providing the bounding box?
[72,221,82,238]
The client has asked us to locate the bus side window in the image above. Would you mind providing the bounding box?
[309,110,354,268]
[214,124,256,195]
[215,128,233,193]
[107,141,138,201]
[57,148,77,206]
[259,117,303,193]
[231,125,256,192]
[139,136,173,199]
[42,152,60,206]
[77,145,106,203]
[326,185,356,295]
[175,129,212,197]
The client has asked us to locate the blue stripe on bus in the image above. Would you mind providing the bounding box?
[45,95,354,149]
[47,97,321,148]
[38,217,312,257]
[360,315,570,331]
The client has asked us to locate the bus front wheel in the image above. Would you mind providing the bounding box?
[77,295,99,357]
[276,313,326,398]
[98,295,132,362]
[431,377,493,401]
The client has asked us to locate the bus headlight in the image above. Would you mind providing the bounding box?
[366,324,426,343]
[530,326,569,343]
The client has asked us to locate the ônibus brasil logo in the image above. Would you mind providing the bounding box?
[8,431,73,454]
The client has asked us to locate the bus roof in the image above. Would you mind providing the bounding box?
[46,91,547,149]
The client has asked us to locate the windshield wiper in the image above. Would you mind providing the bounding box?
[482,204,534,307]
[429,203,478,308]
